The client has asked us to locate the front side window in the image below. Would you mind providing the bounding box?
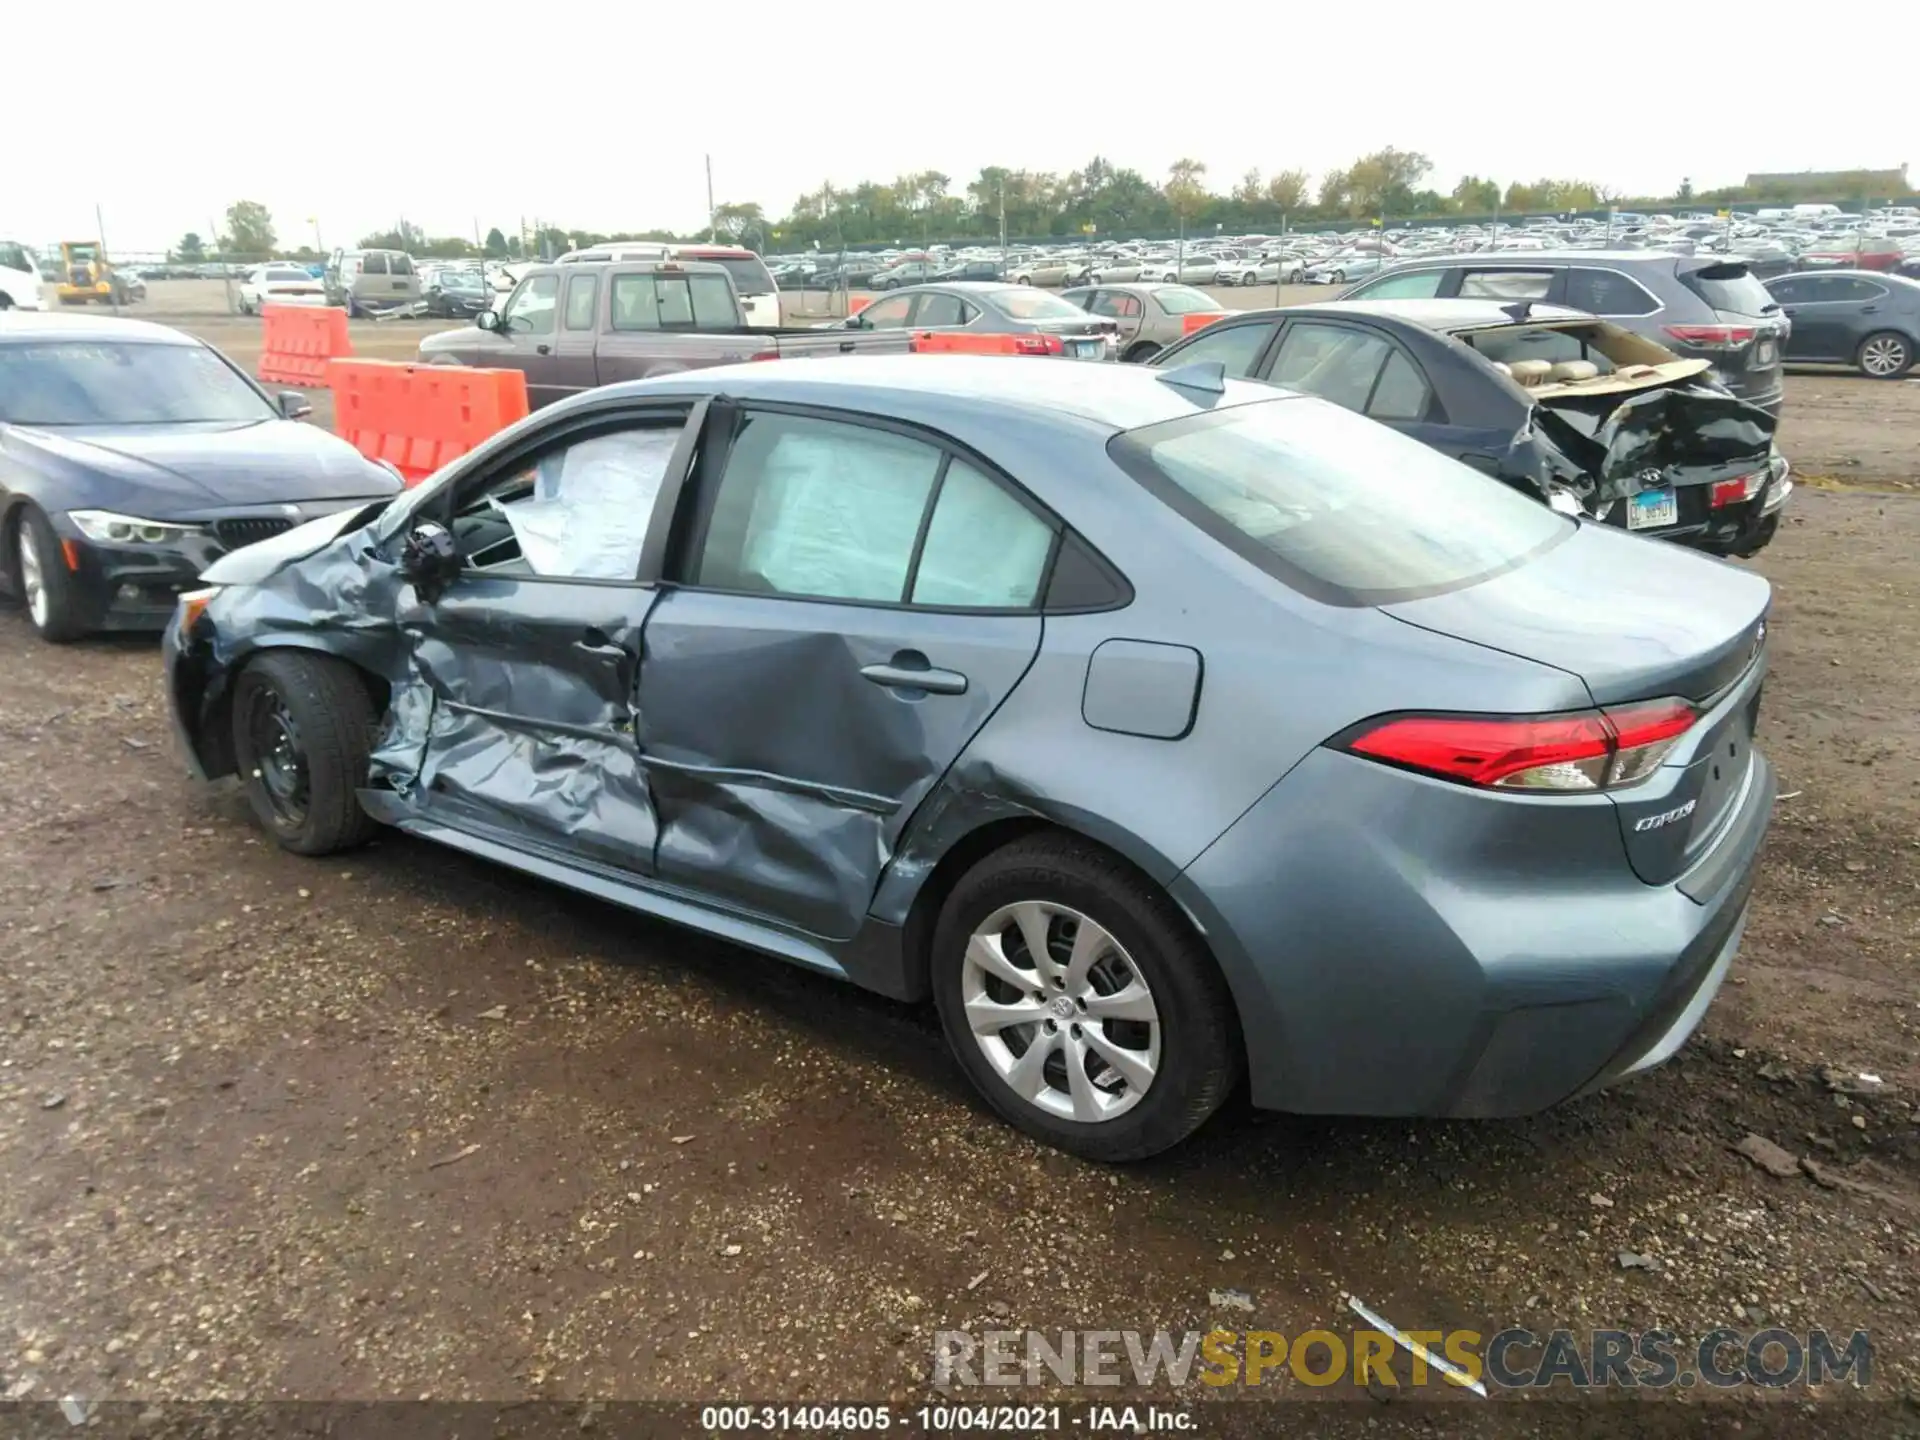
[1109,397,1566,605]
[1457,269,1554,300]
[503,274,559,334]
[0,242,33,273]
[0,342,273,425]
[1162,321,1276,378]
[859,294,915,329]
[450,421,687,580]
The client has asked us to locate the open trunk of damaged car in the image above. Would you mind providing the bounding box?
[1462,318,1783,556]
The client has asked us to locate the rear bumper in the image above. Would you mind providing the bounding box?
[1171,743,1774,1119]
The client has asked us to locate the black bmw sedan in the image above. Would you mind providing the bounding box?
[0,313,400,642]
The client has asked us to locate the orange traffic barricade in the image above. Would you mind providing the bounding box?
[1182,312,1228,334]
[327,359,529,486]
[257,305,352,387]
[847,295,873,316]
[910,330,1089,355]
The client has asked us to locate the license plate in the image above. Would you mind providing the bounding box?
[1628,487,1677,530]
[1073,339,1104,359]
[1755,339,1776,366]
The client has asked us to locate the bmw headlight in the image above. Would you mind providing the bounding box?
[68,510,207,545]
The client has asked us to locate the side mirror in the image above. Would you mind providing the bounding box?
[475,309,499,331]
[278,391,313,421]
[399,521,461,603]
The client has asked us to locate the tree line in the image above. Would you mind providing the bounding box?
[173,158,1910,263]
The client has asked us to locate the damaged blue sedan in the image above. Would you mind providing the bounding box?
[164,355,1775,1160]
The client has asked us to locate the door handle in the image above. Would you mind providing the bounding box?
[1860,305,1879,313]
[861,660,967,696]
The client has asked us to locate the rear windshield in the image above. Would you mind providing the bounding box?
[266,267,313,283]
[681,252,775,297]
[1108,396,1567,606]
[1152,286,1222,316]
[1681,262,1776,316]
[0,342,272,426]
[987,288,1085,320]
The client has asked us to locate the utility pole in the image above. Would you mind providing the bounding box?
[998,179,1007,273]
[706,154,717,243]
[96,203,118,315]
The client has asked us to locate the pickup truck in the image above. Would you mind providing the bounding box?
[417,260,911,409]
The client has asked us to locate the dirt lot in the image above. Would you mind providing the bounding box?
[0,300,1917,1431]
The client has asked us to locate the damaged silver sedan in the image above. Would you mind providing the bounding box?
[165,356,1775,1160]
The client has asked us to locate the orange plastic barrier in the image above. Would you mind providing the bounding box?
[1181,312,1228,334]
[257,305,352,387]
[327,359,529,486]
[910,330,1026,354]
[847,295,873,316]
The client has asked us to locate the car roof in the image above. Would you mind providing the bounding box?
[0,312,194,345]
[1287,298,1592,332]
[1382,249,1694,270]
[608,353,1289,432]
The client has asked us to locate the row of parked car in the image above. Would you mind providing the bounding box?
[0,280,1783,1162]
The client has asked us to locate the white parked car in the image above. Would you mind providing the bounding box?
[1142,256,1222,285]
[0,240,44,310]
[238,264,328,315]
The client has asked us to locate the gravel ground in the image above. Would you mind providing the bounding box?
[0,306,1916,1434]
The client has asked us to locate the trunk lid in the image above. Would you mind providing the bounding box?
[1382,521,1770,885]
[1381,519,1770,706]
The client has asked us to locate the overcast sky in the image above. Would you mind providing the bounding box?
[9,6,1912,256]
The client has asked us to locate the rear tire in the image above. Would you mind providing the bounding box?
[13,506,85,643]
[1123,341,1161,363]
[1857,330,1913,379]
[230,652,380,856]
[931,834,1241,1162]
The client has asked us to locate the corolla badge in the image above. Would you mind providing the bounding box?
[1634,799,1697,833]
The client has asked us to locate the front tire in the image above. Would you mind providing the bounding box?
[230,652,380,856]
[1857,330,1913,379]
[13,506,85,643]
[931,835,1241,1162]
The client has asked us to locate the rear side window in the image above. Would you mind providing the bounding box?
[1564,268,1659,316]
[691,414,1054,609]
[1109,397,1566,606]
[1682,263,1775,316]
[912,292,969,327]
[1266,323,1393,411]
[564,274,598,330]
[1458,270,1554,300]
[1163,321,1275,378]
[684,253,776,297]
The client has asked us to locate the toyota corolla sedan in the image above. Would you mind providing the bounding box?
[163,356,1774,1161]
[0,313,401,641]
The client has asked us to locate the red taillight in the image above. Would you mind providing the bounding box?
[1711,471,1766,508]
[1344,698,1697,792]
[747,350,779,362]
[1013,333,1065,356]
[1662,324,1756,350]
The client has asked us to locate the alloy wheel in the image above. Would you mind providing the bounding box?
[959,900,1161,1123]
[17,527,47,628]
[1861,335,1910,377]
